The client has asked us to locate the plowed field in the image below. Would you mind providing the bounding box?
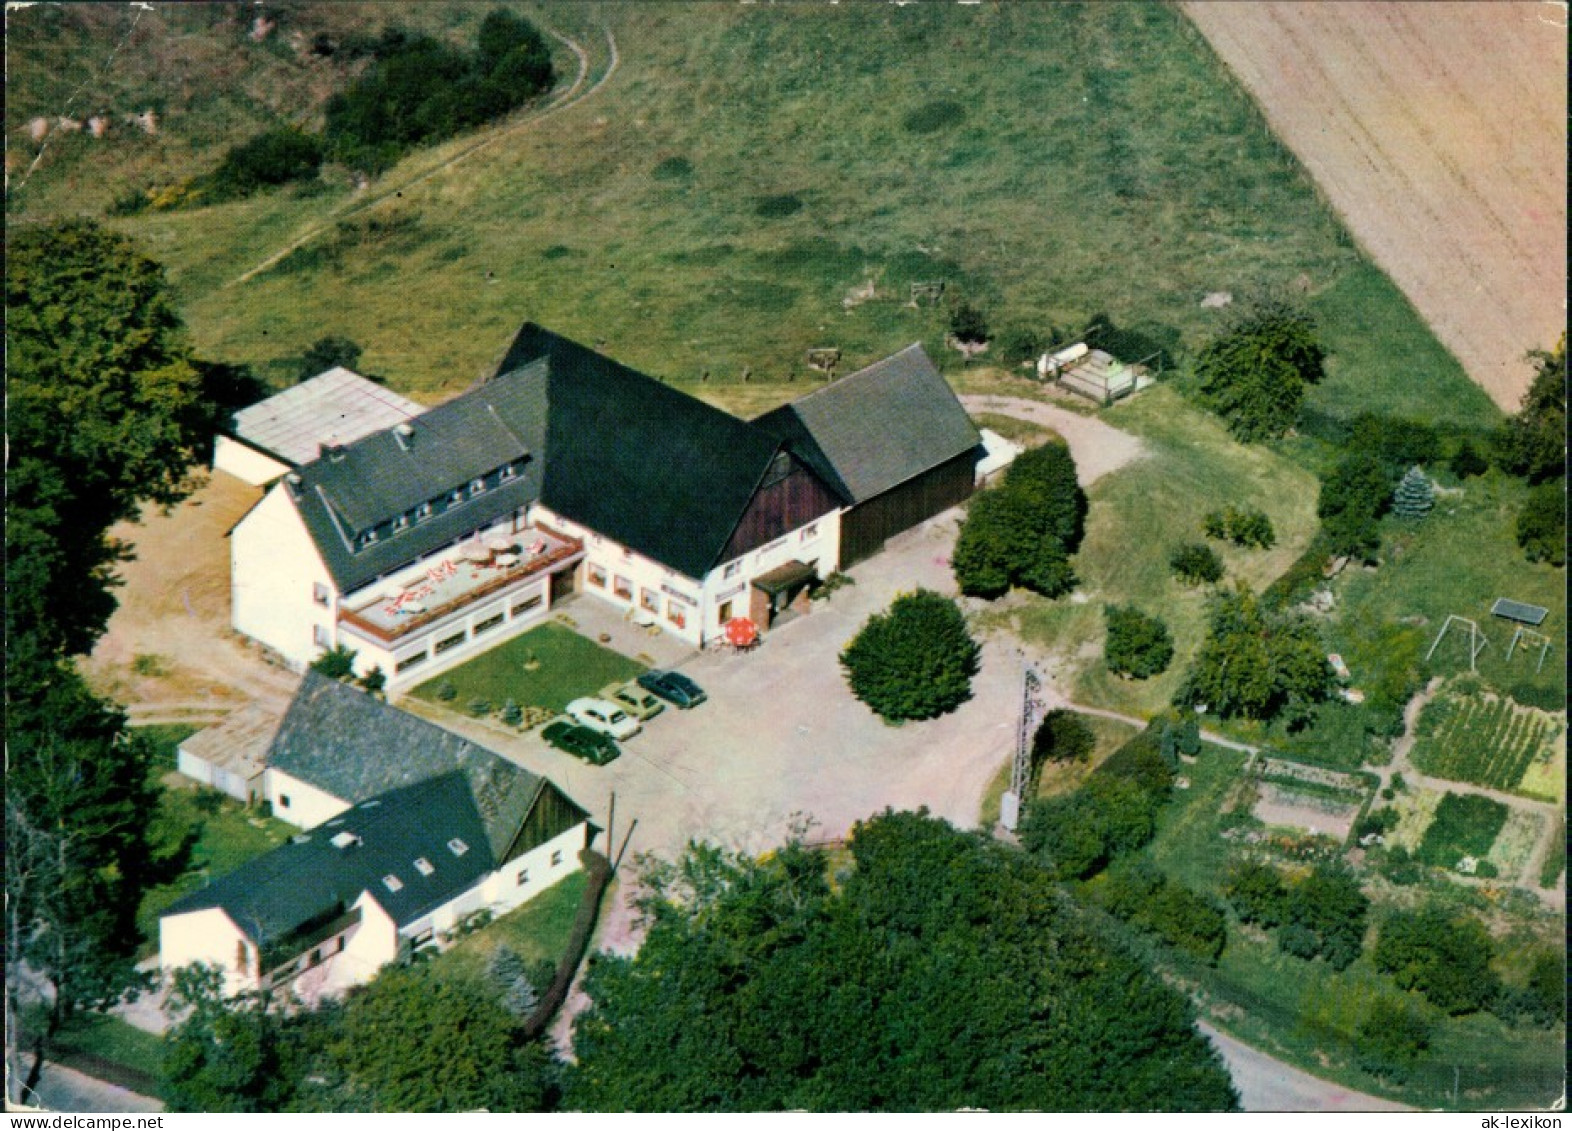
[1184,2,1567,411]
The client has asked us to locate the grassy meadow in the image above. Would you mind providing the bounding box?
[9,1,1497,431]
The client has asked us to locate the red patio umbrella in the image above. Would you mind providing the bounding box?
[724,617,759,648]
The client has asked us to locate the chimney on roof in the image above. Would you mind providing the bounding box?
[394,422,415,451]
[321,441,347,463]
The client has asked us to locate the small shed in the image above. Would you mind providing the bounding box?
[178,705,282,803]
[1037,344,1152,406]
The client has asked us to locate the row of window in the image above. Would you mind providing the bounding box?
[354,463,521,550]
[585,565,688,630]
[392,593,544,673]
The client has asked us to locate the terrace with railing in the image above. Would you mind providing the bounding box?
[339,524,582,645]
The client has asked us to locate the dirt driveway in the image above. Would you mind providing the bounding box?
[960,395,1149,485]
[1184,2,1567,411]
[418,513,1020,869]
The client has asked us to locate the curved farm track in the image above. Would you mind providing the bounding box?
[1184,2,1567,411]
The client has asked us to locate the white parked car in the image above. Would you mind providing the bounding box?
[565,697,641,740]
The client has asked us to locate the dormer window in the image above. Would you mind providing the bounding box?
[447,838,469,857]
[416,502,433,521]
[449,489,464,507]
[393,515,409,533]
[469,477,486,497]
[499,463,517,482]
[414,857,435,877]
[382,874,403,893]
[360,529,378,547]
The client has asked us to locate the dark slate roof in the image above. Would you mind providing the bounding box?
[164,772,493,944]
[753,343,981,504]
[289,370,546,594]
[495,324,791,579]
[268,672,549,862]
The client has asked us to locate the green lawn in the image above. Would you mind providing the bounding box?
[1331,473,1567,710]
[138,777,296,956]
[994,386,1320,721]
[10,3,1490,433]
[408,623,645,714]
[25,1009,167,1099]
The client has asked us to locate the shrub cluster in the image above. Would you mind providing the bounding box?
[205,128,325,201]
[1168,542,1223,586]
[952,442,1087,599]
[1030,709,1095,769]
[1202,505,1275,549]
[325,13,555,175]
[1085,863,1227,965]
[1223,859,1368,970]
[1103,604,1174,679]
[1019,726,1173,880]
[1373,905,1499,1014]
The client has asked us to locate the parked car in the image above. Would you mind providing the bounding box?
[637,669,707,709]
[566,696,642,740]
[601,682,666,721]
[540,720,620,765]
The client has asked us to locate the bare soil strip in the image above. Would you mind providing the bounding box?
[1184,2,1567,411]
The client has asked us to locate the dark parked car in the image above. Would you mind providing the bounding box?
[636,669,707,709]
[540,719,620,765]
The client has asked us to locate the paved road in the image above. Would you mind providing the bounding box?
[14,1059,163,1115]
[1198,1023,1410,1112]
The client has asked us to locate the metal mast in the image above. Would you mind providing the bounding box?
[1000,664,1043,831]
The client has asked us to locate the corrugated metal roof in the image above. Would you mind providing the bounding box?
[754,344,982,504]
[229,368,424,467]
[178,705,282,782]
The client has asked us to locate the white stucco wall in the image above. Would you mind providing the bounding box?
[232,485,337,669]
[214,434,292,487]
[535,504,838,645]
[481,821,588,914]
[266,768,350,830]
[322,892,401,994]
[160,907,257,997]
[343,573,556,691]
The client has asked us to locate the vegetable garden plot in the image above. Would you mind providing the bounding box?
[1410,689,1560,793]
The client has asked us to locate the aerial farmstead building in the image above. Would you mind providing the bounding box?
[160,673,590,999]
[228,324,981,687]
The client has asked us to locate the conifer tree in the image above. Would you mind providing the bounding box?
[1391,466,1434,519]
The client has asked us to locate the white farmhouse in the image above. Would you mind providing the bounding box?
[229,324,982,687]
[160,673,591,999]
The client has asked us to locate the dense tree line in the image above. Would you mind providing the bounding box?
[6,220,221,1105]
[1083,862,1227,965]
[952,442,1087,599]
[569,812,1238,1111]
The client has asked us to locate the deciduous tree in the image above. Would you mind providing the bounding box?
[1498,337,1566,483]
[1179,584,1332,723]
[840,590,980,721]
[569,813,1237,1111]
[1194,297,1326,442]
